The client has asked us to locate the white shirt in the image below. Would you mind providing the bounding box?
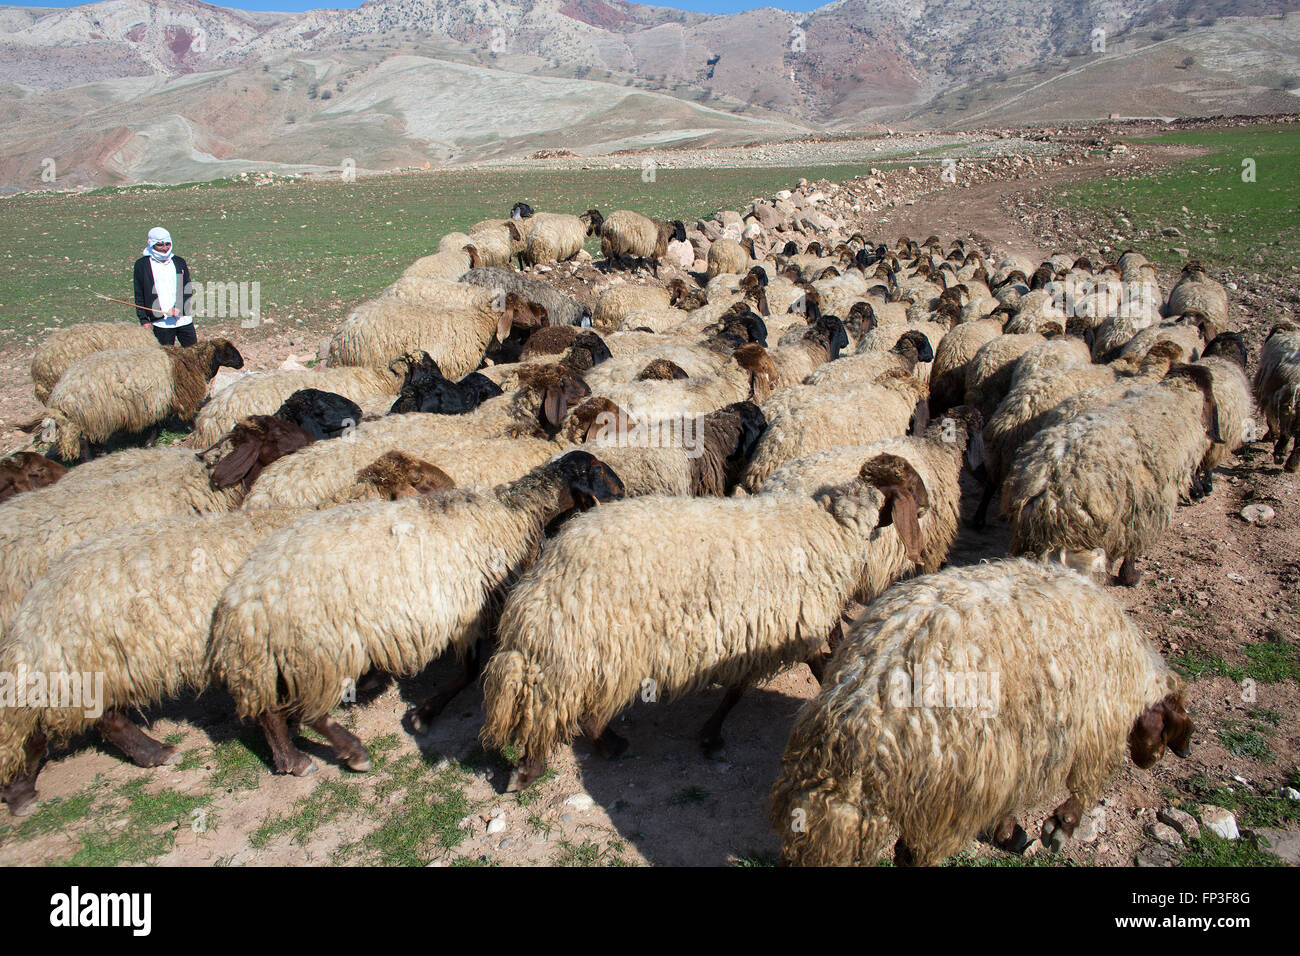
[148,258,192,327]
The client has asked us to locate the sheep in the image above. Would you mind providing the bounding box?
[379,274,496,313]
[481,454,930,789]
[203,416,317,492]
[207,451,627,775]
[768,314,850,390]
[0,447,246,629]
[0,507,307,816]
[0,453,67,504]
[577,400,767,497]
[587,344,776,423]
[582,344,732,392]
[599,210,686,275]
[705,237,751,281]
[805,330,934,391]
[388,352,504,415]
[192,365,400,447]
[973,337,1160,529]
[402,243,482,281]
[769,557,1191,866]
[759,406,984,601]
[30,322,158,404]
[591,283,673,329]
[272,388,363,441]
[1166,261,1229,326]
[1003,363,1224,586]
[457,220,523,268]
[326,292,544,377]
[522,210,603,267]
[740,371,929,492]
[962,329,1057,421]
[462,267,589,327]
[1252,321,1300,471]
[352,450,456,500]
[241,415,559,511]
[1192,331,1253,491]
[27,340,244,461]
[1112,312,1215,364]
[927,314,1006,414]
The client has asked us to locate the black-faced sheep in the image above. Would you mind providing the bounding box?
[28,340,244,461]
[388,352,504,415]
[462,267,590,327]
[770,558,1191,866]
[481,454,930,790]
[208,451,626,776]
[272,388,364,441]
[523,210,603,267]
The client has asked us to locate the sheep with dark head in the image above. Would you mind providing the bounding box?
[770,558,1191,866]
[0,453,67,504]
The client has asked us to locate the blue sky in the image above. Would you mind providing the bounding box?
[22,0,829,13]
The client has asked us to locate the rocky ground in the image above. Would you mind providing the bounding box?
[0,117,1296,867]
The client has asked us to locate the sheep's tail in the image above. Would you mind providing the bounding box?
[481,649,564,760]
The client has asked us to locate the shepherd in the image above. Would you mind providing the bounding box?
[133,226,196,347]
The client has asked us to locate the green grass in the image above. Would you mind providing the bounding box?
[1179,773,1300,829]
[1057,124,1300,278]
[248,777,365,849]
[209,732,271,792]
[1170,635,1300,685]
[60,779,213,866]
[733,852,778,867]
[1178,832,1284,867]
[552,837,630,867]
[0,161,908,345]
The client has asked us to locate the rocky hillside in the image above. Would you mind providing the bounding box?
[1,0,1298,188]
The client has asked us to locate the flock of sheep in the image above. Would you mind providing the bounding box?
[0,196,1296,866]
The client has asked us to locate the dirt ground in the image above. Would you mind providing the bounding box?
[0,125,1296,867]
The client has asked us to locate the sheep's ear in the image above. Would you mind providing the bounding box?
[496,309,513,343]
[542,389,567,428]
[1129,693,1193,768]
[506,221,522,241]
[858,454,928,563]
[210,439,259,489]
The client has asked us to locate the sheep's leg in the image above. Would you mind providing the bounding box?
[1285,440,1300,473]
[408,643,484,733]
[991,814,1031,854]
[1040,795,1084,852]
[506,748,549,793]
[1116,555,1141,587]
[698,685,745,756]
[305,716,371,772]
[1274,434,1290,466]
[97,709,179,768]
[893,838,916,867]
[257,711,316,776]
[580,717,627,760]
[1,730,48,817]
[805,652,826,684]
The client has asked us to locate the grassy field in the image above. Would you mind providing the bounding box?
[0,161,902,348]
[1057,124,1300,278]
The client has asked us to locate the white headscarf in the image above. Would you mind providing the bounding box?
[144,226,174,264]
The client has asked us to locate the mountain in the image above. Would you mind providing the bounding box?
[1,0,1297,188]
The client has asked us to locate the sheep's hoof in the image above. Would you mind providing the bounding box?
[343,752,372,773]
[1040,818,1067,853]
[281,755,317,777]
[138,744,178,768]
[996,824,1031,855]
[407,711,429,735]
[164,750,183,767]
[2,789,38,818]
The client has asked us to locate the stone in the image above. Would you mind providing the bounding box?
[1252,827,1300,865]
[1147,821,1183,846]
[1239,504,1275,525]
[664,239,694,270]
[750,203,782,228]
[1199,805,1239,840]
[1161,226,1182,237]
[564,793,595,812]
[1157,807,1201,841]
[486,817,506,835]
[719,210,743,228]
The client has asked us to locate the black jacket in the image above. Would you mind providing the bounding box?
[133,255,192,325]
